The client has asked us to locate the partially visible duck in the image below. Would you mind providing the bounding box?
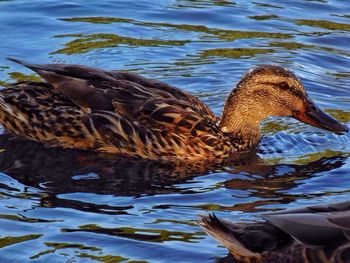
[200,201,350,263]
[0,58,347,162]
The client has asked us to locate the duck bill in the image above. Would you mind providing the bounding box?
[293,98,348,135]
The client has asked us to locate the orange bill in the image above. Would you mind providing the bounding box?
[293,97,349,135]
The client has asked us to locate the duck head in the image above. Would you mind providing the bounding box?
[220,65,348,150]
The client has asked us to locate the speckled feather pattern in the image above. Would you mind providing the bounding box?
[0,59,244,162]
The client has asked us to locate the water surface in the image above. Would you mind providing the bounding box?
[0,0,350,262]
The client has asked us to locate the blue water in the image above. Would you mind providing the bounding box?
[0,0,350,262]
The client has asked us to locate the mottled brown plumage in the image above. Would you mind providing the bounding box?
[0,58,347,162]
[200,201,350,263]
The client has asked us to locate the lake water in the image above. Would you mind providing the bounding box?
[0,0,350,262]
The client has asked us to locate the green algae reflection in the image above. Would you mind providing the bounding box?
[62,224,203,243]
[201,47,274,59]
[295,19,350,31]
[0,72,41,87]
[169,0,236,9]
[63,16,292,41]
[325,109,350,122]
[60,16,292,45]
[53,33,189,55]
[0,234,42,248]
[248,14,279,21]
[268,41,350,56]
[79,253,147,263]
[0,213,61,223]
[30,241,148,262]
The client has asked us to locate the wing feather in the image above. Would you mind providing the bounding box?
[262,201,350,249]
[8,58,218,134]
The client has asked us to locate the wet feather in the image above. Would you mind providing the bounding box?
[200,201,350,263]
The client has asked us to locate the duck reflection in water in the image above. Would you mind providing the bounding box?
[0,132,348,259]
[0,133,347,202]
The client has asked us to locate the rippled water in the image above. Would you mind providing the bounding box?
[0,0,350,262]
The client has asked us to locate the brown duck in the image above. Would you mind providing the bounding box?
[1,58,347,162]
[200,201,350,263]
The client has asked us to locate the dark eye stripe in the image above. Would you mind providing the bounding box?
[261,81,304,99]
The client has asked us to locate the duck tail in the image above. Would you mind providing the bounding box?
[199,214,260,261]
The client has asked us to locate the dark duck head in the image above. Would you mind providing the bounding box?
[220,65,348,150]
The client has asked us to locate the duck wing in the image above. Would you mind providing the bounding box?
[108,69,217,120]
[7,57,117,110]
[262,201,350,249]
[7,58,219,134]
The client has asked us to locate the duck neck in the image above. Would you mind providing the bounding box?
[219,91,263,151]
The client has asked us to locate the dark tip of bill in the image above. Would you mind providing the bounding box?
[334,123,349,135]
[342,124,349,133]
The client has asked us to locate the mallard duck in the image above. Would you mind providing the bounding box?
[1,58,347,162]
[200,201,350,263]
